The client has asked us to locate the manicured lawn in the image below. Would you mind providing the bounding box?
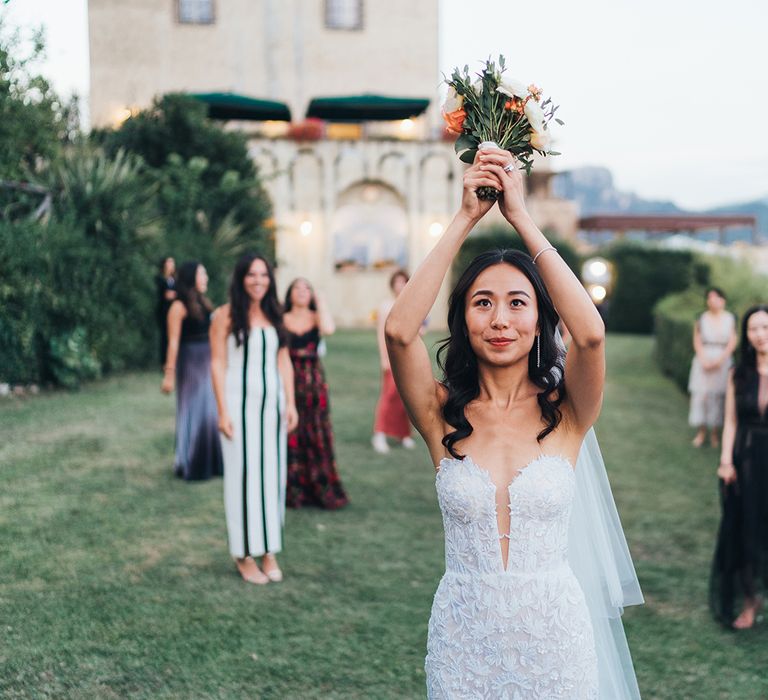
[0,332,765,699]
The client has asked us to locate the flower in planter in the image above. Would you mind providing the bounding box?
[287,118,325,141]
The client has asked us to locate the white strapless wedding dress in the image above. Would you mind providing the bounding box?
[426,454,599,699]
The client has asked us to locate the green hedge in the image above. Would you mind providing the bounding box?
[653,287,706,390]
[602,241,709,334]
[654,255,768,391]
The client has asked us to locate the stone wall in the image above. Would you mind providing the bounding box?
[250,137,462,327]
[88,0,439,128]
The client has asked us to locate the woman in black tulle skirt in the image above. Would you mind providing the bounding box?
[711,305,768,629]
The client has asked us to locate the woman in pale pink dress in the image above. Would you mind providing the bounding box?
[689,287,737,448]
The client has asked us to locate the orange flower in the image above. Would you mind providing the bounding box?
[442,108,466,134]
[527,84,543,101]
[504,100,513,111]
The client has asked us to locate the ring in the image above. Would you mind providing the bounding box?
[503,163,515,172]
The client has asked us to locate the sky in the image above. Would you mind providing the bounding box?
[3,0,767,211]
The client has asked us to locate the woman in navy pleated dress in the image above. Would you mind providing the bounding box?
[210,253,298,584]
[161,261,223,481]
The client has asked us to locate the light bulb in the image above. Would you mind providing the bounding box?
[429,222,444,238]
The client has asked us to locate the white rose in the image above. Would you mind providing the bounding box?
[530,130,551,151]
[524,99,545,133]
[442,86,464,114]
[496,79,528,100]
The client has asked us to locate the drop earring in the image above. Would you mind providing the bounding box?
[536,335,541,368]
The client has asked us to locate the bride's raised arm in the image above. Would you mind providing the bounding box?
[479,147,606,432]
[385,159,501,455]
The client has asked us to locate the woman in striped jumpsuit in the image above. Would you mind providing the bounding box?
[211,253,298,584]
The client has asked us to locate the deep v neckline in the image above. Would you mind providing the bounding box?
[437,454,575,572]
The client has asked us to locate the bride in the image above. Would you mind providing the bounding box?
[385,147,641,698]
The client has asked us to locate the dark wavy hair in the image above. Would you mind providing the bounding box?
[436,249,566,459]
[283,277,317,312]
[158,255,174,274]
[390,268,410,290]
[228,252,285,347]
[176,260,212,320]
[733,304,768,393]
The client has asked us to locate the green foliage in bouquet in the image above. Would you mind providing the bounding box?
[443,56,562,200]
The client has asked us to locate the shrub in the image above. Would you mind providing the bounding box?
[47,327,102,389]
[653,287,705,390]
[153,153,251,302]
[0,219,47,384]
[0,19,78,183]
[602,241,709,333]
[0,147,159,387]
[95,93,273,259]
[43,147,159,374]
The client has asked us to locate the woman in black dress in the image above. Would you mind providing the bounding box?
[155,256,176,366]
[283,278,348,509]
[711,304,768,628]
[161,261,223,481]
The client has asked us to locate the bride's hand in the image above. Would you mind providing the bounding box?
[477,148,529,225]
[460,152,503,223]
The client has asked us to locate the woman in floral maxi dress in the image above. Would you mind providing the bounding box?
[283,278,348,509]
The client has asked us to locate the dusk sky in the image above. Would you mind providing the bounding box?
[4,0,767,210]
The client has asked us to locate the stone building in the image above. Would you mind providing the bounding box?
[88,0,577,326]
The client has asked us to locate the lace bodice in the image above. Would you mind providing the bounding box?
[436,454,575,576]
[426,454,597,699]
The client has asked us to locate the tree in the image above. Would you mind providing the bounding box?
[95,93,274,264]
[1,145,161,387]
[0,17,77,182]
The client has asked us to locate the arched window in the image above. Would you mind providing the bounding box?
[332,182,407,271]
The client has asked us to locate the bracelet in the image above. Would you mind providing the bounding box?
[718,462,734,468]
[532,245,557,264]
[163,366,175,372]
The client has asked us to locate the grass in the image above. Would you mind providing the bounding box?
[0,332,766,699]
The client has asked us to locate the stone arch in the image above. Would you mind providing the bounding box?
[248,145,282,200]
[376,151,410,197]
[333,143,369,194]
[331,180,408,271]
[419,150,455,213]
[288,147,324,212]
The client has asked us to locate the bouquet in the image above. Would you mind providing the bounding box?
[442,55,562,200]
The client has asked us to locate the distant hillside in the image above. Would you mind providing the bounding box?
[552,166,683,215]
[553,166,766,241]
[706,197,768,240]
